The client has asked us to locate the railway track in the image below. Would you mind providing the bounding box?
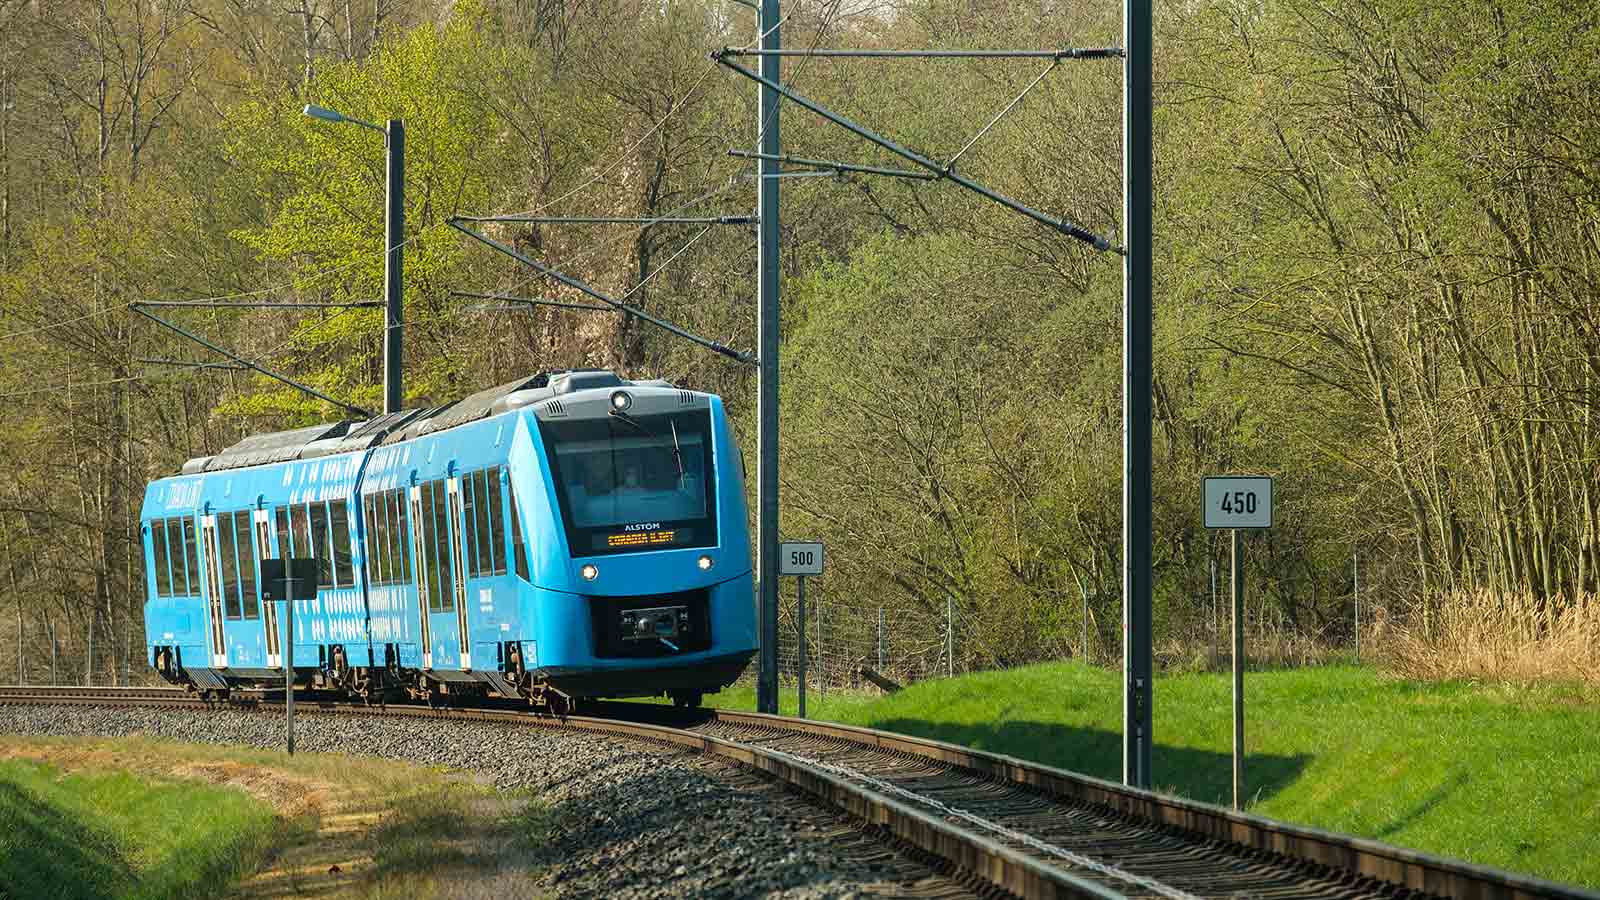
[3,685,1595,900]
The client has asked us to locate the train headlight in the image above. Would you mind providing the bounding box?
[581,564,599,581]
[697,554,714,571]
[610,390,632,411]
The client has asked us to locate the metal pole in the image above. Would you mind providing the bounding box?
[1081,582,1089,662]
[797,575,806,719]
[1353,551,1360,658]
[384,119,405,415]
[946,596,954,678]
[1122,0,1154,790]
[284,581,295,756]
[878,606,885,669]
[1232,529,1245,809]
[754,0,782,716]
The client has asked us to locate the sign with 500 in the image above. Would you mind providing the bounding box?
[779,541,824,576]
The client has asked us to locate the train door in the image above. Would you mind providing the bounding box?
[254,509,281,668]
[408,485,433,669]
[200,514,227,668]
[447,476,471,669]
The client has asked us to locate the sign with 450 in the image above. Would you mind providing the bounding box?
[1203,477,1273,529]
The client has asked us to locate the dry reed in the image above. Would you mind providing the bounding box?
[1379,590,1600,685]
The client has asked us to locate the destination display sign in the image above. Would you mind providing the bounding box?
[595,525,693,551]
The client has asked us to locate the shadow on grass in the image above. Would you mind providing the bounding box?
[870,717,1312,807]
[1375,773,1469,840]
[0,780,135,900]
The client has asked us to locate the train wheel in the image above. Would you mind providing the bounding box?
[670,690,703,709]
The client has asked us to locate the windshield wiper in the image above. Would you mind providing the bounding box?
[669,420,685,483]
[608,408,652,435]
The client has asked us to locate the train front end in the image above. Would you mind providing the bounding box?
[519,375,755,705]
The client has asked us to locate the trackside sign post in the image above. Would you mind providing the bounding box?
[261,558,317,756]
[781,542,824,718]
[1203,476,1273,809]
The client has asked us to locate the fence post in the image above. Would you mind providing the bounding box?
[1081,582,1089,663]
[877,606,885,670]
[1353,551,1360,658]
[797,576,807,719]
[946,596,954,678]
[815,593,823,694]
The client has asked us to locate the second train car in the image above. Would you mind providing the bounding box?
[139,370,756,709]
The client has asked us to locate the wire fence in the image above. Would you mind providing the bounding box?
[743,559,1389,694]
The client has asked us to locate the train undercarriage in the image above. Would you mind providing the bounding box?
[151,642,752,714]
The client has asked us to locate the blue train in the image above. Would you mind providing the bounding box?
[138,370,756,709]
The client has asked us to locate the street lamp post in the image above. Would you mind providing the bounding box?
[303,104,405,415]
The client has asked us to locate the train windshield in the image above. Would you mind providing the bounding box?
[540,409,718,556]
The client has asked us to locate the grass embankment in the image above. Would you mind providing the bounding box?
[0,736,547,900]
[701,664,1600,889]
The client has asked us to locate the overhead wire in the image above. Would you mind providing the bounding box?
[0,232,426,344]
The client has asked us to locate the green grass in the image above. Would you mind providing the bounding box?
[0,737,552,900]
[696,664,1600,889]
[0,757,278,900]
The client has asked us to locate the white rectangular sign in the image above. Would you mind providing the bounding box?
[779,541,824,576]
[1203,477,1274,529]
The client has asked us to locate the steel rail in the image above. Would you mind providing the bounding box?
[6,686,1598,900]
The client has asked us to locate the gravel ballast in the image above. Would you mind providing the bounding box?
[0,703,971,899]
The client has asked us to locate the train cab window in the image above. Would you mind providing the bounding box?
[486,467,508,575]
[309,501,332,589]
[234,510,258,619]
[165,518,188,595]
[218,514,242,619]
[330,502,354,587]
[539,409,717,556]
[507,478,529,582]
[182,518,199,593]
[151,521,173,598]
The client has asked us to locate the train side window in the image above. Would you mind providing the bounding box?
[472,469,494,576]
[309,501,332,589]
[234,510,258,620]
[151,520,173,598]
[330,501,354,588]
[460,473,480,578]
[361,496,379,586]
[275,508,291,556]
[380,494,395,587]
[290,505,312,563]
[390,490,411,583]
[430,480,454,611]
[426,481,448,612]
[219,514,242,619]
[165,518,188,595]
[507,477,529,582]
[181,518,199,594]
[486,467,507,575]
